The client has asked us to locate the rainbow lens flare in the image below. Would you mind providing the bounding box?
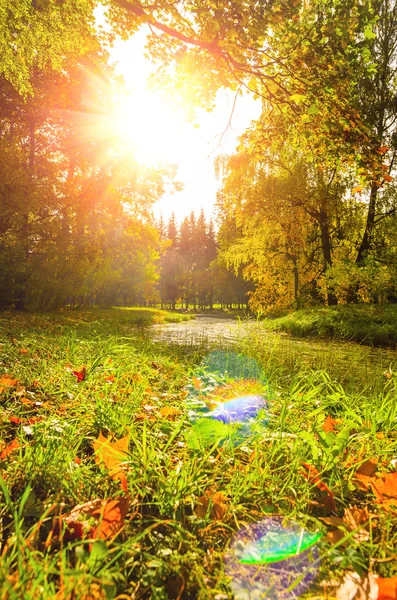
[207,394,267,424]
[225,518,322,599]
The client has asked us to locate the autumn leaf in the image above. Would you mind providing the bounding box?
[0,375,19,387]
[192,376,202,390]
[383,174,393,182]
[93,432,129,492]
[335,572,397,600]
[195,490,229,520]
[352,185,364,193]
[0,438,19,460]
[72,366,87,382]
[91,497,129,540]
[323,415,339,432]
[354,458,379,489]
[376,146,390,154]
[354,459,397,512]
[369,472,397,512]
[19,348,28,355]
[377,576,397,600]
[322,505,370,545]
[160,406,180,419]
[302,462,336,513]
[63,497,128,542]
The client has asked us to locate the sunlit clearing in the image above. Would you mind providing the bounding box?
[110,91,188,166]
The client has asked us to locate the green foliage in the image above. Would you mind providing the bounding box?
[262,304,397,346]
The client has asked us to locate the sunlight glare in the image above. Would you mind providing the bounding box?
[111,91,187,166]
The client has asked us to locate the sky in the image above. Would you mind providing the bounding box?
[109,28,261,222]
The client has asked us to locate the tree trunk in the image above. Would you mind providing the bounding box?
[319,209,338,305]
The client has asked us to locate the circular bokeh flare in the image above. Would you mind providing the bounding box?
[225,518,322,599]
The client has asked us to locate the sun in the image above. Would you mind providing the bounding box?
[110,90,187,166]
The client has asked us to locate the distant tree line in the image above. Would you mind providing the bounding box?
[156,210,252,310]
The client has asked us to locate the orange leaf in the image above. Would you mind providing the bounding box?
[354,458,379,489]
[323,415,339,432]
[91,497,129,540]
[0,439,19,460]
[352,186,363,193]
[302,463,336,513]
[369,472,397,512]
[377,576,397,600]
[356,458,379,477]
[0,375,19,387]
[377,145,390,154]
[383,174,393,182]
[19,348,28,355]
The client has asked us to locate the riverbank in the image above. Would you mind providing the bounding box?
[261,304,397,347]
[1,309,396,598]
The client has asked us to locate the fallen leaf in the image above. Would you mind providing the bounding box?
[160,406,180,419]
[91,497,129,540]
[72,367,86,382]
[323,415,339,432]
[335,571,378,600]
[326,528,347,546]
[195,490,229,520]
[93,432,129,492]
[354,458,379,489]
[63,498,104,540]
[343,506,370,541]
[377,576,397,600]
[370,472,397,512]
[302,462,336,513]
[0,439,19,460]
[62,497,128,543]
[192,376,202,390]
[0,375,19,387]
[9,416,43,425]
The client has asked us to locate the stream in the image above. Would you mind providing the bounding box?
[149,314,397,386]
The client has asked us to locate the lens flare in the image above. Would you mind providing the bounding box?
[225,518,322,599]
[185,351,270,448]
[207,394,267,424]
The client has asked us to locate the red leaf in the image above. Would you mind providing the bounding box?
[72,366,87,382]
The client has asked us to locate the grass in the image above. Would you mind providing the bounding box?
[261,304,397,347]
[0,309,396,599]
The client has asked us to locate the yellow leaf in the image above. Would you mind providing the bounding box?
[192,376,201,390]
[93,432,129,491]
[160,406,180,419]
